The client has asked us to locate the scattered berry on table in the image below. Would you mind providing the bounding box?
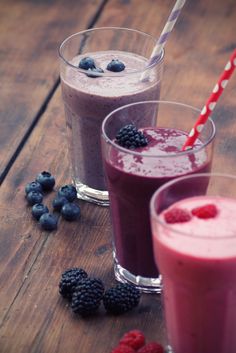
[115,124,148,149]
[59,268,88,300]
[71,277,105,316]
[39,212,57,231]
[58,184,77,202]
[111,345,135,353]
[61,203,81,221]
[87,67,104,78]
[36,171,55,191]
[137,342,164,353]
[119,330,145,350]
[25,181,43,194]
[26,191,43,206]
[32,203,49,220]
[164,207,191,224]
[52,196,69,212]
[103,283,141,315]
[191,203,218,219]
[107,59,125,72]
[79,57,96,70]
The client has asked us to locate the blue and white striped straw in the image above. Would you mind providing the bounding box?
[141,0,186,80]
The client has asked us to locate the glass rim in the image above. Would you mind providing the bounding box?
[150,172,236,240]
[101,100,216,158]
[58,26,164,77]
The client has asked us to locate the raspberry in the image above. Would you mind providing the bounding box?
[111,345,135,353]
[119,330,145,350]
[191,204,218,219]
[164,207,191,224]
[137,342,164,353]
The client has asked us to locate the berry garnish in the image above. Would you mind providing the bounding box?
[191,204,218,219]
[36,171,55,191]
[59,268,88,300]
[164,207,192,224]
[61,203,81,221]
[115,124,148,149]
[111,345,135,353]
[119,330,145,350]
[137,342,164,353]
[39,213,57,231]
[71,278,105,316]
[26,191,43,206]
[78,57,96,70]
[25,181,43,194]
[107,59,125,72]
[58,184,77,202]
[87,67,104,78]
[32,203,49,220]
[52,196,69,212]
[103,283,141,315]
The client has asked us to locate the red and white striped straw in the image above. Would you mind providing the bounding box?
[141,0,186,81]
[182,48,236,151]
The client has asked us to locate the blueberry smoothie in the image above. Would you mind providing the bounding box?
[60,50,162,200]
[103,127,212,281]
[153,196,236,353]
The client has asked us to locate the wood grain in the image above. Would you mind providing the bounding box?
[0,0,236,352]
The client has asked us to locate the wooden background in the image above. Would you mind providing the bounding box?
[0,0,235,352]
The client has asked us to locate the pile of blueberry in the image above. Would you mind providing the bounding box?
[25,171,80,231]
[78,56,125,78]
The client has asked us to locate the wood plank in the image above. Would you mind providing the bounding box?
[0,0,104,182]
[0,0,236,352]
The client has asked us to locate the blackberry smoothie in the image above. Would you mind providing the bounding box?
[152,195,236,353]
[103,127,212,286]
[60,49,162,204]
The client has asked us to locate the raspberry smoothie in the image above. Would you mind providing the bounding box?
[60,50,162,203]
[103,127,212,285]
[152,195,236,353]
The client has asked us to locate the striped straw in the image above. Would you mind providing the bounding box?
[182,48,236,151]
[141,0,186,81]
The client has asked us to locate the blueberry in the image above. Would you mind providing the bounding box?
[25,181,43,194]
[26,191,43,205]
[32,203,49,220]
[58,185,77,202]
[86,67,104,78]
[52,196,69,212]
[61,203,81,221]
[36,171,55,191]
[106,59,125,72]
[39,213,58,231]
[79,57,96,70]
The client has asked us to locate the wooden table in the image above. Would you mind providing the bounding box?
[0,1,235,352]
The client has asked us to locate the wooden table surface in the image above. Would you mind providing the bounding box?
[0,0,235,352]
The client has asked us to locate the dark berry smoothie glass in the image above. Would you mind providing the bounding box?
[101,101,215,292]
[150,173,236,353]
[59,27,164,206]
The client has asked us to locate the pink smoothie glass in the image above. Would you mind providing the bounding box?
[59,27,164,206]
[150,173,236,353]
[101,101,215,292]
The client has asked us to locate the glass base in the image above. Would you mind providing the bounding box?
[113,253,162,293]
[74,179,109,206]
[165,346,173,353]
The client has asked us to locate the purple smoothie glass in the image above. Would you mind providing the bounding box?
[59,27,164,206]
[101,101,215,292]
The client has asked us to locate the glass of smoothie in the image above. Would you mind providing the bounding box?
[59,27,164,206]
[101,101,215,292]
[150,173,236,353]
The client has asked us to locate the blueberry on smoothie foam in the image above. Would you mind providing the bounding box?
[115,124,148,149]
[78,57,96,70]
[86,67,104,78]
[107,59,125,72]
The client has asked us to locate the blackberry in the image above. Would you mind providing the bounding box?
[58,184,77,202]
[71,277,105,316]
[107,59,125,72]
[115,124,148,149]
[103,283,141,315]
[59,268,88,300]
[79,57,96,70]
[25,181,43,194]
[36,171,55,191]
